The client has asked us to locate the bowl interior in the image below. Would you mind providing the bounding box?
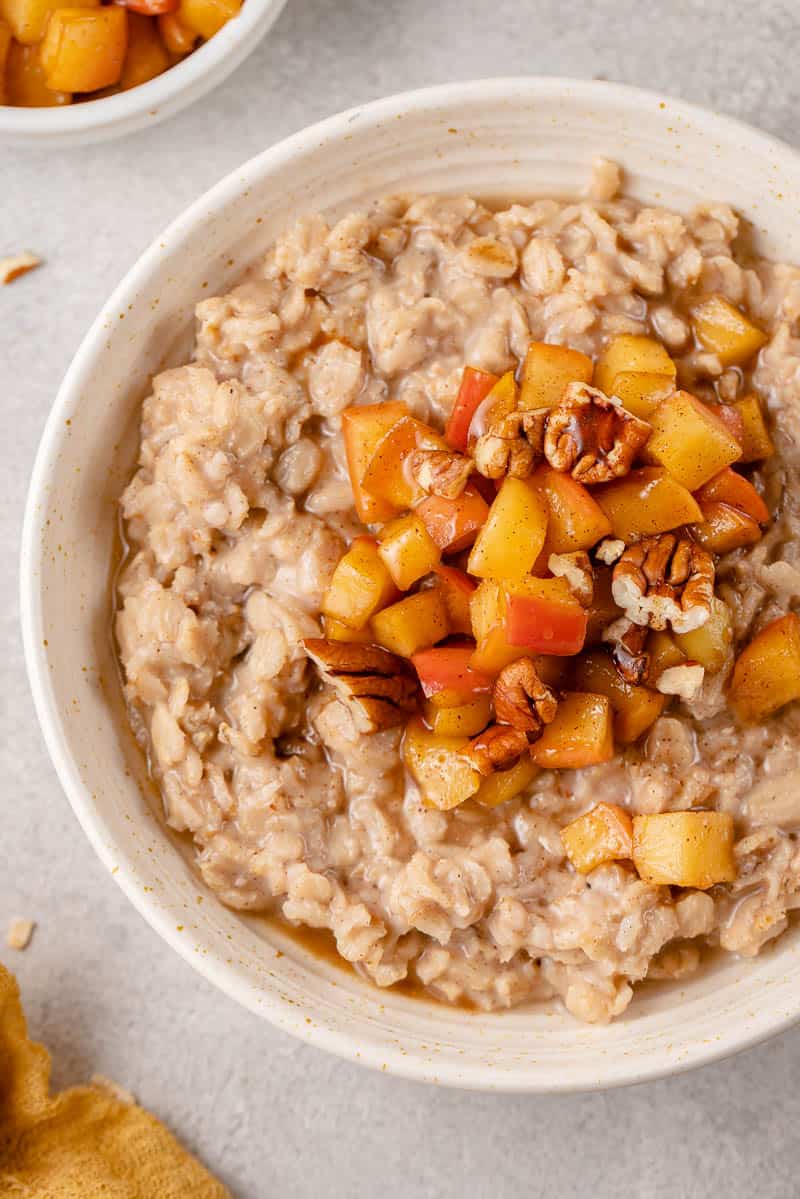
[23,79,800,1090]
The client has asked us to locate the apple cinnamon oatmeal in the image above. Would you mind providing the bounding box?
[116,164,800,1023]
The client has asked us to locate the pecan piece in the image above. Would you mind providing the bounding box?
[1,252,41,285]
[611,534,714,634]
[407,448,474,498]
[493,659,558,741]
[548,551,594,606]
[303,638,418,733]
[655,662,705,701]
[602,617,650,685]
[468,724,530,774]
[473,412,537,479]
[543,383,651,483]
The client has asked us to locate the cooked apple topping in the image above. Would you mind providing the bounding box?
[611,534,715,634]
[304,317,785,877]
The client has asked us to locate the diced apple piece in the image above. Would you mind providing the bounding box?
[470,579,505,643]
[0,20,10,103]
[341,400,410,523]
[571,650,666,743]
[470,626,535,675]
[0,0,96,44]
[691,295,767,366]
[505,577,588,657]
[674,597,733,673]
[518,342,593,410]
[371,589,449,658]
[157,9,197,53]
[729,613,800,722]
[695,467,769,524]
[178,0,239,39]
[445,366,499,452]
[594,467,703,540]
[645,390,742,491]
[425,694,492,737]
[690,502,762,554]
[585,566,624,645]
[6,39,71,103]
[712,403,745,446]
[467,369,519,439]
[561,802,633,873]
[468,579,531,673]
[468,476,548,583]
[434,566,475,636]
[322,616,376,645]
[531,692,614,769]
[532,464,612,556]
[412,645,494,703]
[361,416,448,512]
[120,11,169,88]
[416,483,489,554]
[632,811,736,888]
[733,394,774,463]
[474,756,538,808]
[322,536,397,630]
[40,6,127,92]
[594,334,676,395]
[403,718,482,810]
[609,371,675,420]
[531,654,570,689]
[647,630,686,680]
[377,513,441,590]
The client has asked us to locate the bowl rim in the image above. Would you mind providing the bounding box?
[20,75,800,1091]
[0,0,287,142]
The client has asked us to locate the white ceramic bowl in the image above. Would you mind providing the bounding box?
[0,0,286,146]
[21,78,800,1091]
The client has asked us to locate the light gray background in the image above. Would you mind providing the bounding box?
[3,2,799,1195]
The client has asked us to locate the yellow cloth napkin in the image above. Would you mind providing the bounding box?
[0,963,230,1198]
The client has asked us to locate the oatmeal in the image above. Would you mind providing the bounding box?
[116,165,800,1023]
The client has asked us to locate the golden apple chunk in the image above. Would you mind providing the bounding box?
[632,811,736,888]
[644,391,742,491]
[729,613,800,722]
[691,295,767,367]
[403,718,482,810]
[561,802,633,873]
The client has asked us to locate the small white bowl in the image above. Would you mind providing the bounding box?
[0,0,286,146]
[21,78,800,1091]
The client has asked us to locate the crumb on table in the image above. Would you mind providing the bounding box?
[6,918,35,950]
[1,252,42,285]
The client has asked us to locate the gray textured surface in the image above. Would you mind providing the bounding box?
[3,2,800,1195]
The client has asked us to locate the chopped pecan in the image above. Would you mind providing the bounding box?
[303,638,418,733]
[548,551,594,606]
[611,534,714,634]
[473,412,537,479]
[543,382,651,483]
[602,616,650,685]
[655,662,705,701]
[595,538,626,566]
[520,408,550,456]
[468,724,530,774]
[1,252,41,285]
[493,659,558,740]
[407,448,474,498]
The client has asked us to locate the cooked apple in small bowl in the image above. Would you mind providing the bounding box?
[109,159,800,1028]
[0,0,240,105]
